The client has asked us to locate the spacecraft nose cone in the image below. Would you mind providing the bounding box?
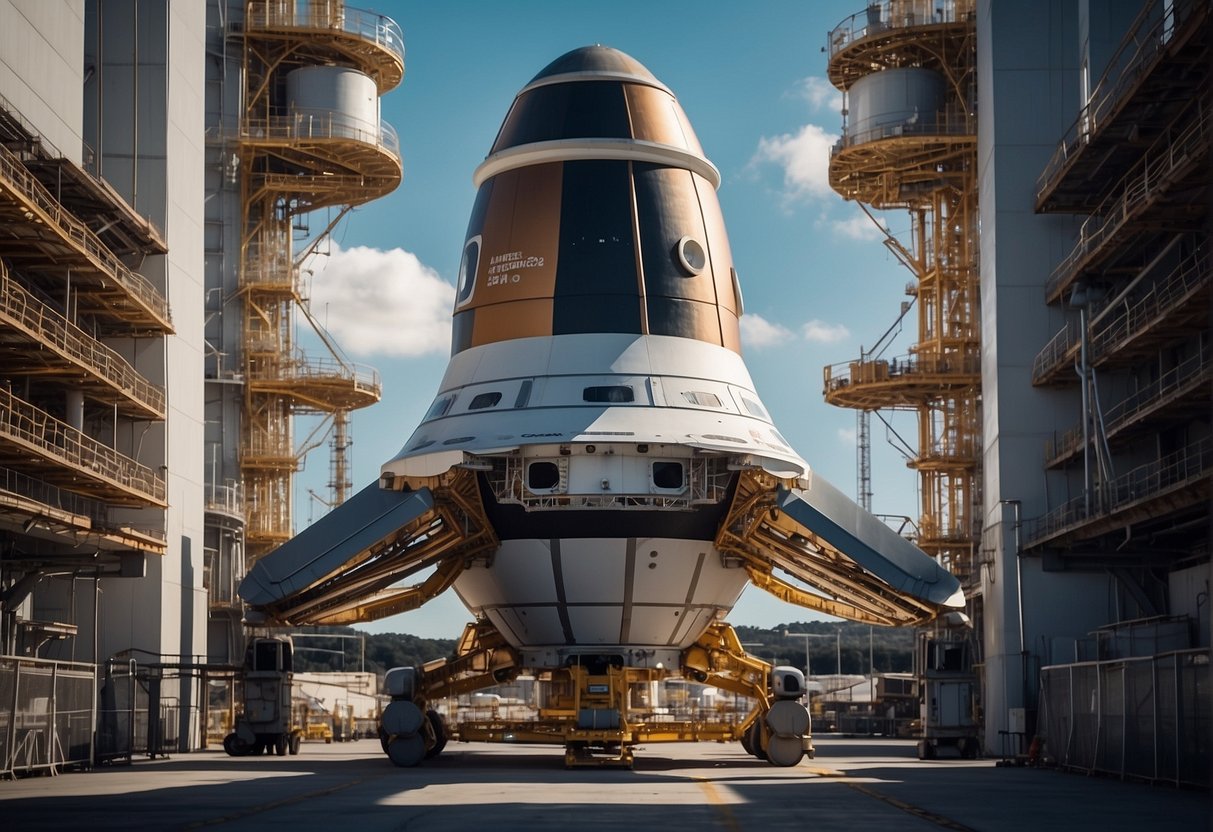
[528,45,660,85]
[455,46,739,357]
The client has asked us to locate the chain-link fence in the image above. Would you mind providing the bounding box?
[0,656,96,778]
[1038,649,1210,786]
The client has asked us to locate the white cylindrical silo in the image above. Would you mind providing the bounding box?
[849,68,946,140]
[286,65,379,136]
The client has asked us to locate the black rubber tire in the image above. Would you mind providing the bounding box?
[222,733,249,757]
[275,734,288,756]
[748,720,767,761]
[740,724,754,756]
[289,733,301,755]
[424,710,448,759]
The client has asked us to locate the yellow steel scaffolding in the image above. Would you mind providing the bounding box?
[822,0,980,583]
[236,1,402,560]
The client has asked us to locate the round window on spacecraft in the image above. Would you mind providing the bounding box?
[675,236,706,276]
[456,236,481,306]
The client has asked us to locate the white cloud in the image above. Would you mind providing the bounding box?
[802,319,850,344]
[739,313,795,350]
[837,426,856,444]
[795,77,843,114]
[831,212,888,240]
[742,314,850,349]
[750,123,838,202]
[305,243,453,358]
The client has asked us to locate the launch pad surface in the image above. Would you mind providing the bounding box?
[3,737,1206,831]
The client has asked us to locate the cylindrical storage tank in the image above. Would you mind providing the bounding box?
[847,68,945,142]
[286,66,379,140]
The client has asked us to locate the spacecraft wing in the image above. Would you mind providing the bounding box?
[240,482,435,609]
[717,470,962,626]
[776,478,964,610]
[239,470,499,626]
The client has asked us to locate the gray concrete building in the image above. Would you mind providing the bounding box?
[827,0,1207,780]
[0,0,206,757]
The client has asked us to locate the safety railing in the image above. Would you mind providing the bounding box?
[1089,245,1210,357]
[833,107,975,153]
[1028,435,1211,545]
[1032,320,1081,383]
[1046,342,1210,464]
[824,351,981,395]
[246,351,380,399]
[244,1,404,68]
[0,92,166,247]
[0,656,96,778]
[1034,243,1209,382]
[0,465,106,525]
[1046,101,1209,300]
[1037,649,1209,787]
[240,110,400,160]
[0,143,171,330]
[0,386,166,505]
[1036,0,1207,203]
[0,265,165,417]
[205,480,245,520]
[827,0,976,57]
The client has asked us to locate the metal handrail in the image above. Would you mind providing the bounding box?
[1034,244,1209,381]
[1089,245,1210,357]
[0,387,165,504]
[0,265,165,416]
[1029,435,1212,545]
[240,111,400,159]
[1036,0,1206,202]
[827,0,976,58]
[247,350,380,395]
[1046,101,1209,299]
[205,481,245,517]
[244,1,404,66]
[0,90,165,244]
[1047,342,1210,462]
[832,109,975,153]
[0,143,171,329]
[824,351,981,393]
[1031,320,1081,382]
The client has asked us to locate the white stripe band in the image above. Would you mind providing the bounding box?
[473,138,721,189]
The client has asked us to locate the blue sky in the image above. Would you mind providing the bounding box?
[295,1,922,638]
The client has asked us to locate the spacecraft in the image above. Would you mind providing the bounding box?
[239,45,963,768]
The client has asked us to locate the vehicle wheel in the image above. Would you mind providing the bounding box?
[424,710,448,759]
[275,734,288,756]
[386,733,427,767]
[739,724,754,756]
[748,720,767,761]
[223,733,249,757]
[917,740,937,760]
[765,735,805,767]
[289,734,301,755]
[378,726,390,754]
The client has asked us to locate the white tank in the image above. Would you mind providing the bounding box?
[849,68,945,140]
[286,65,379,133]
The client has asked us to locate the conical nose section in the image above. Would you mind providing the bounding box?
[528,45,660,85]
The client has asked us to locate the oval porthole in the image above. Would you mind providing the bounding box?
[676,236,706,275]
[456,235,481,306]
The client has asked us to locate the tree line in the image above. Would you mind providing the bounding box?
[285,620,916,678]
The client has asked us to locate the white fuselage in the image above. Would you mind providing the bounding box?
[382,333,808,664]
